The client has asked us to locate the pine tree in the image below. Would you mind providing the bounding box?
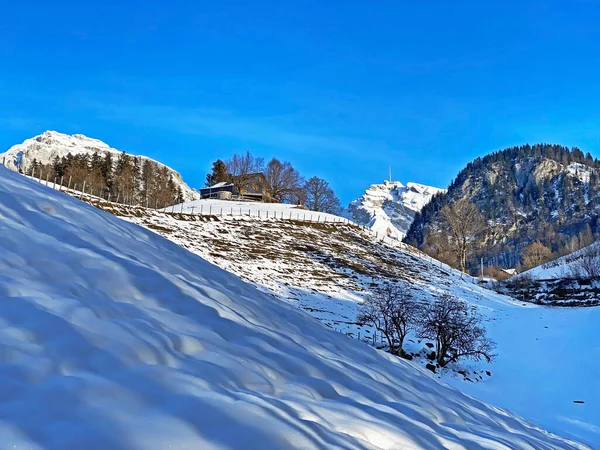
[205,159,229,187]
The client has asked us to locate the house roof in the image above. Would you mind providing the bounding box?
[206,182,233,189]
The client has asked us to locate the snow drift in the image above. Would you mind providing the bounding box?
[0,166,584,449]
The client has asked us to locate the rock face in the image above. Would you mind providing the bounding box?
[405,144,600,271]
[0,131,199,201]
[348,180,444,240]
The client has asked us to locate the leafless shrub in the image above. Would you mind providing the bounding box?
[357,283,419,356]
[417,294,495,367]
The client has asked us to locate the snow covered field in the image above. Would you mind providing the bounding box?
[99,204,600,447]
[162,198,350,224]
[0,166,586,448]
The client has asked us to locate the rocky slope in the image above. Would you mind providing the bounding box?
[0,130,199,201]
[405,144,600,271]
[348,181,444,240]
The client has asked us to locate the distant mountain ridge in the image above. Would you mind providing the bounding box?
[0,131,199,201]
[405,144,600,271]
[348,180,444,239]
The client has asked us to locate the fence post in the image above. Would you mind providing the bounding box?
[191,206,195,215]
[45,173,49,186]
[59,176,64,191]
[181,203,184,213]
[209,206,212,216]
[39,170,42,182]
[53,177,57,190]
[80,180,86,199]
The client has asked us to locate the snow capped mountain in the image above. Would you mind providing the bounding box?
[0,164,587,449]
[348,180,444,240]
[0,130,199,201]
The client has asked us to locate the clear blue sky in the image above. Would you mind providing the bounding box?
[2,1,600,203]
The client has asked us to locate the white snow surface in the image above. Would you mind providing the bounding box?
[567,162,592,184]
[0,130,199,201]
[162,198,349,223]
[109,202,599,446]
[526,241,600,280]
[0,166,586,449]
[348,180,444,240]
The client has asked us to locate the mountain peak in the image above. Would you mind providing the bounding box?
[0,131,199,201]
[348,180,444,240]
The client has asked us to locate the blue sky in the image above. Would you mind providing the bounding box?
[2,1,600,203]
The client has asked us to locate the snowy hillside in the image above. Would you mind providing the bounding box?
[500,242,600,306]
[89,201,600,446]
[0,130,199,201]
[348,180,444,240]
[0,166,587,448]
[526,241,600,281]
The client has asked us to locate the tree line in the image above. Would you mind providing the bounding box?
[358,283,495,368]
[26,152,184,209]
[206,151,343,214]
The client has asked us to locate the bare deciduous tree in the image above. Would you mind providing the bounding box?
[226,151,265,196]
[265,158,304,203]
[357,283,418,356]
[521,242,551,270]
[439,199,485,273]
[303,176,342,214]
[418,294,495,367]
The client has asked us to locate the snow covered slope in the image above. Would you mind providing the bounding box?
[348,181,444,240]
[526,241,600,281]
[0,167,585,448]
[93,202,600,447]
[502,242,600,305]
[0,130,199,201]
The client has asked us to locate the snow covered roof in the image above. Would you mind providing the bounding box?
[208,181,233,188]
